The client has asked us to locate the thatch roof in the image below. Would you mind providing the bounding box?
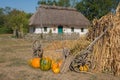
[29,5,90,28]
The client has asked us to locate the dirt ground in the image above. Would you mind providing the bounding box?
[0,34,120,80]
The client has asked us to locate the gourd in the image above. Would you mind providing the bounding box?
[83,65,89,71]
[29,57,40,68]
[40,57,52,71]
[51,61,61,74]
[52,67,60,73]
[52,62,59,70]
[79,66,84,71]
[79,64,89,71]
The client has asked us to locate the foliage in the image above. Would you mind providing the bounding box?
[5,9,29,38]
[0,0,119,35]
[0,27,12,34]
[38,0,79,7]
[75,0,120,20]
[57,0,70,7]
[38,0,119,21]
[0,7,13,34]
[38,0,58,6]
[0,7,32,37]
[0,8,5,29]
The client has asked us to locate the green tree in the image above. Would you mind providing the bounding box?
[5,9,29,38]
[58,0,70,7]
[38,0,58,5]
[3,7,11,15]
[0,7,13,34]
[0,8,4,28]
[76,0,119,21]
[70,0,79,7]
[38,0,74,7]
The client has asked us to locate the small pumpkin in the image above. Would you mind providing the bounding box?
[51,62,59,70]
[79,66,84,71]
[51,61,61,74]
[52,68,60,74]
[40,57,52,71]
[79,64,89,71]
[29,57,40,68]
[83,65,89,71]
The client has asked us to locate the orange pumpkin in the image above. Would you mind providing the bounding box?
[51,62,59,70]
[52,68,60,74]
[29,57,40,68]
[51,61,61,74]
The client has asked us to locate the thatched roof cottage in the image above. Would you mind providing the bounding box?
[29,5,90,35]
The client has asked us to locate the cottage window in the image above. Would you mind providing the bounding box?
[81,28,84,32]
[44,27,47,32]
[33,27,35,32]
[71,27,74,32]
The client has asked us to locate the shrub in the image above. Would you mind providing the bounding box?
[0,27,12,34]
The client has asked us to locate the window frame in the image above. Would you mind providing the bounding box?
[44,27,47,32]
[81,28,84,32]
[71,27,74,32]
[33,27,35,32]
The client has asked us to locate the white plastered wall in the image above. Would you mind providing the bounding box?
[30,26,88,35]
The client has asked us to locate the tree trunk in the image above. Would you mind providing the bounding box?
[19,24,24,38]
[13,29,18,38]
[13,29,16,37]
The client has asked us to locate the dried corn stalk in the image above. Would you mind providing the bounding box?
[89,3,120,76]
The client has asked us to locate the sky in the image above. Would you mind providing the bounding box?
[0,0,39,13]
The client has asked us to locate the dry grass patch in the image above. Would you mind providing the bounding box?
[0,34,120,80]
[43,36,90,61]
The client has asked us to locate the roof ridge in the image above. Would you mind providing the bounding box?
[39,5,76,11]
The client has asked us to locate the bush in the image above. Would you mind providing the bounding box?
[0,27,12,34]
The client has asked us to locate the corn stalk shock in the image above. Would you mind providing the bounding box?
[69,23,113,72]
[60,23,113,73]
